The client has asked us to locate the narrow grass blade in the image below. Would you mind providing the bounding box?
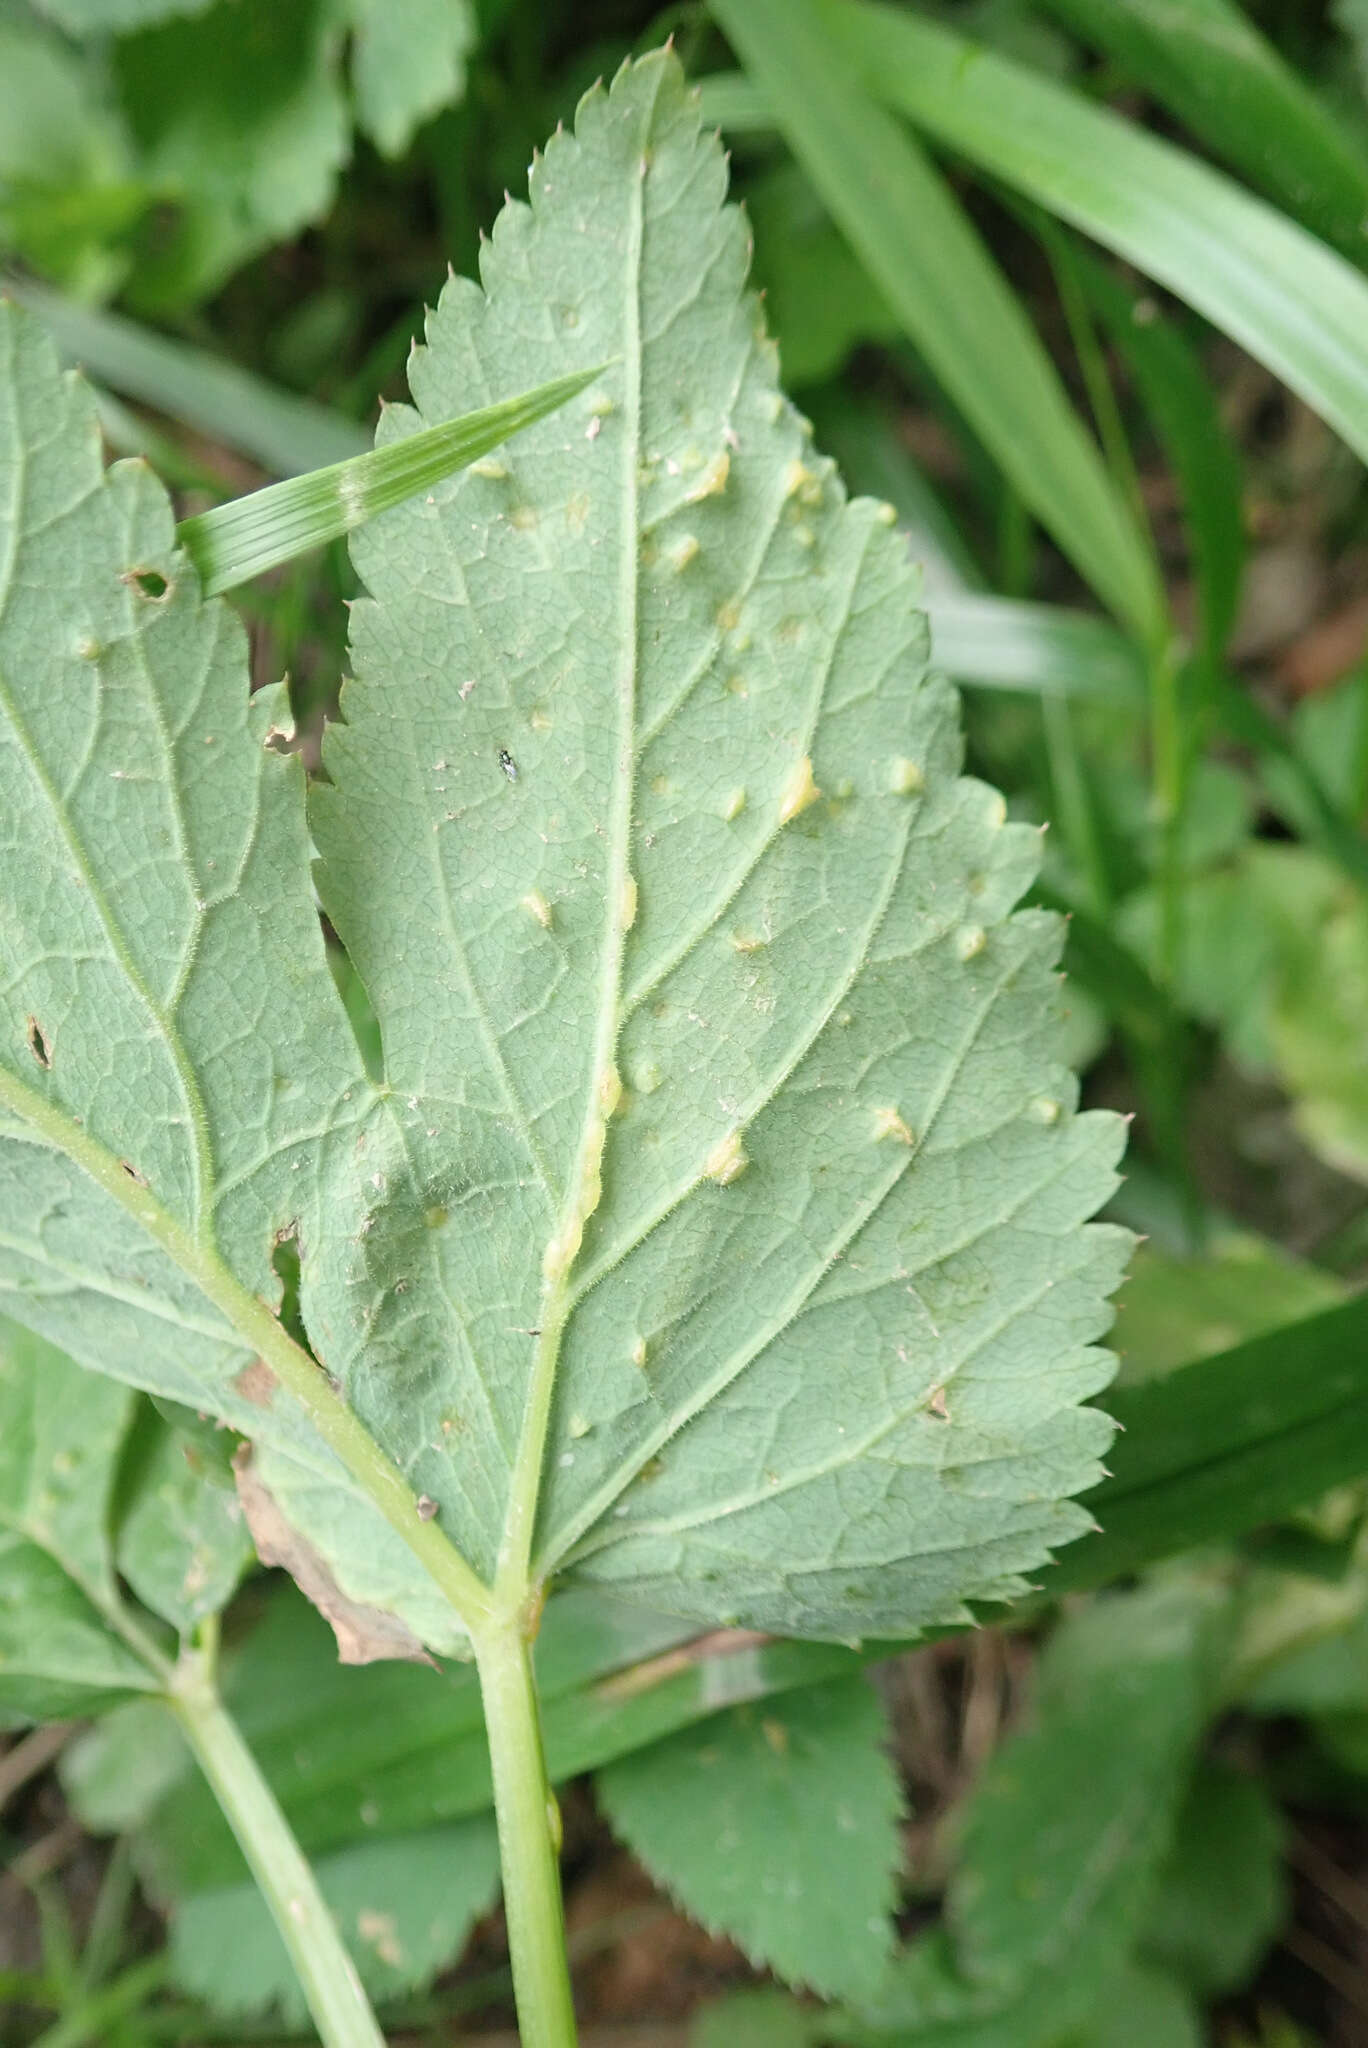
[177,365,604,597]
[926,594,1145,701]
[827,2,1368,469]
[2,273,367,474]
[1068,245,1245,676]
[709,0,1166,647]
[1034,0,1368,263]
[1058,1295,1368,1591]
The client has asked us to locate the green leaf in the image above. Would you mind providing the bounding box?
[113,0,351,308]
[1064,1295,1368,1592]
[0,50,1124,1700]
[0,16,144,297]
[708,0,1165,644]
[114,1415,253,1636]
[0,1318,156,1718]
[5,273,369,474]
[63,1695,190,1833]
[825,2,1368,471]
[1032,0,1368,263]
[31,0,214,28]
[927,596,1145,703]
[0,295,489,1653]
[1067,248,1245,675]
[168,1818,501,2022]
[177,364,604,596]
[1139,1761,1285,1998]
[845,1584,1222,2042]
[288,47,1128,1642]
[947,1582,1220,1995]
[746,164,899,387]
[1111,1230,1345,1385]
[598,1676,900,2001]
[345,0,475,159]
[690,1989,824,2048]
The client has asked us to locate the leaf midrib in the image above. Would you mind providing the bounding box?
[491,76,659,1608]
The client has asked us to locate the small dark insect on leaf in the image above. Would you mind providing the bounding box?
[499,748,519,782]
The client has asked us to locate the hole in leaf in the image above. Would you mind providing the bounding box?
[270,1231,310,1353]
[26,1016,51,1069]
[125,568,171,600]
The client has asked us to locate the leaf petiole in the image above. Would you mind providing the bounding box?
[166,1628,388,2048]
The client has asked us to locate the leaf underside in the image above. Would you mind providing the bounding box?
[0,49,1127,1657]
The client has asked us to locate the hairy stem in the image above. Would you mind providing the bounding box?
[474,1621,578,2048]
[167,1633,386,2048]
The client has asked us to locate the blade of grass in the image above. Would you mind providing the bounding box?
[1056,1294,1368,1591]
[1068,243,1246,678]
[926,593,1146,700]
[1034,0,1368,263]
[176,365,605,596]
[2,274,368,474]
[825,1,1368,468]
[708,0,1167,647]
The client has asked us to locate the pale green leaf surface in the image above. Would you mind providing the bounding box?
[598,1675,900,2001]
[0,300,395,1530]
[168,1817,500,2021]
[0,1317,154,1716]
[345,0,474,158]
[0,53,1126,1661]
[115,1418,253,1635]
[294,49,1128,1641]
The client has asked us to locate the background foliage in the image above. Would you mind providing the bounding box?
[2,0,1368,2042]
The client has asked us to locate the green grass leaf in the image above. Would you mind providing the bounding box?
[826,1,1368,470]
[1062,246,1245,678]
[1064,1293,1368,1591]
[927,595,1146,702]
[177,364,604,595]
[709,0,1165,644]
[2,274,368,473]
[598,1677,900,2001]
[1033,0,1368,263]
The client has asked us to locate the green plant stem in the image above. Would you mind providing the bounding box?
[473,1622,578,2048]
[167,1636,386,2048]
